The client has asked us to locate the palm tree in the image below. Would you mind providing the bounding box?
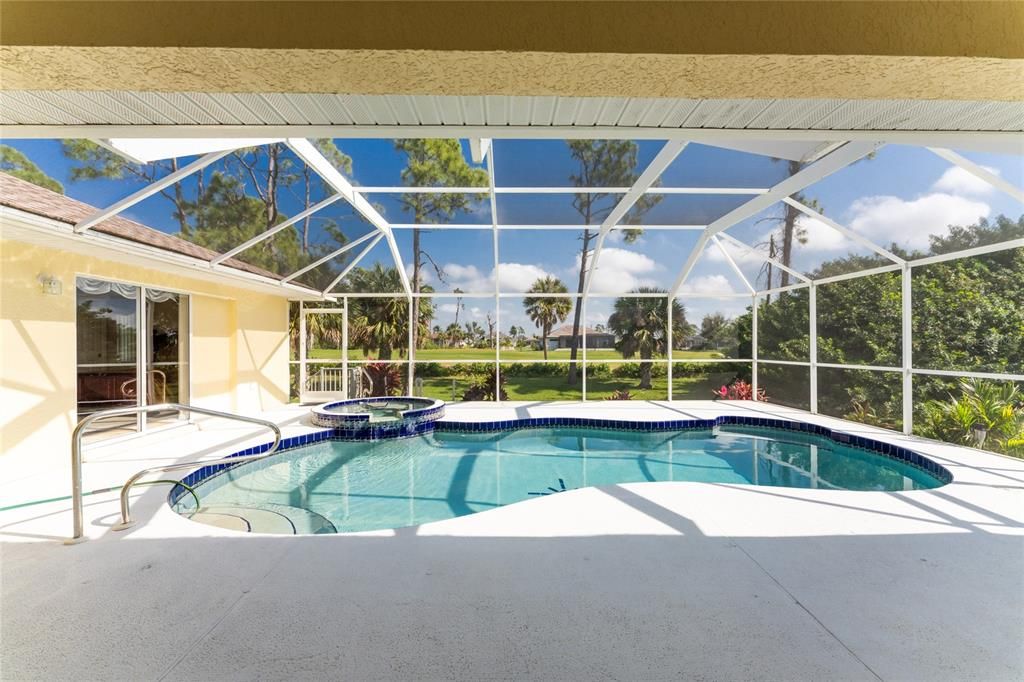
[524,276,572,361]
[343,263,434,359]
[445,322,463,348]
[607,288,688,389]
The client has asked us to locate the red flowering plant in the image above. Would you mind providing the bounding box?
[713,379,767,402]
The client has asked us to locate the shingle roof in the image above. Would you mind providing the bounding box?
[550,324,613,338]
[0,172,294,283]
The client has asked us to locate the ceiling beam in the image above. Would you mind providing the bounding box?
[716,232,810,284]
[73,149,231,233]
[927,147,1024,203]
[782,197,905,266]
[669,140,882,296]
[211,193,344,265]
[711,235,754,294]
[6,125,1020,154]
[281,230,379,284]
[322,234,383,295]
[582,139,688,296]
[286,137,411,296]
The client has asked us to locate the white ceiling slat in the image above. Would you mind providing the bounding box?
[595,98,629,126]
[195,94,259,125]
[385,95,420,125]
[657,100,701,128]
[484,95,509,126]
[286,94,332,125]
[723,99,775,128]
[37,92,117,124]
[507,96,533,125]
[903,100,988,132]
[182,93,243,125]
[413,96,443,126]
[157,92,223,124]
[0,94,67,124]
[530,96,557,126]
[617,98,656,127]
[110,92,177,124]
[1,93,1021,134]
[230,94,286,125]
[75,92,152,124]
[11,92,87,124]
[128,92,198,124]
[573,98,605,127]
[261,94,311,125]
[551,97,578,126]
[638,99,677,127]
[460,96,486,125]
[972,102,1024,131]
[337,95,376,125]
[681,100,728,128]
[436,96,463,125]
[307,95,354,125]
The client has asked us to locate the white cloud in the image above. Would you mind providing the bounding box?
[679,274,737,296]
[441,261,553,293]
[847,193,991,250]
[586,247,660,294]
[931,165,999,197]
[497,263,552,292]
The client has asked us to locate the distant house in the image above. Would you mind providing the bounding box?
[539,325,616,351]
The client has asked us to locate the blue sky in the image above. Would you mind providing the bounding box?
[7,138,1022,331]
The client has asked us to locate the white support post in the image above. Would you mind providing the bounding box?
[927,147,1024,203]
[581,300,588,401]
[74,149,233,233]
[214,194,345,265]
[299,301,307,401]
[902,264,913,434]
[809,283,818,413]
[408,298,415,392]
[670,141,882,297]
[751,294,759,396]
[342,297,349,398]
[667,296,673,400]
[486,140,501,402]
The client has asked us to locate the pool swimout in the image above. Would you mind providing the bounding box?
[173,423,949,534]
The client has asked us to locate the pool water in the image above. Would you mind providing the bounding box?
[323,400,423,423]
[175,426,946,534]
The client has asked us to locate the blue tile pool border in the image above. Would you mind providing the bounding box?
[168,414,954,505]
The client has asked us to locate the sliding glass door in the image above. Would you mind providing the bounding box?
[146,288,189,425]
[76,278,190,438]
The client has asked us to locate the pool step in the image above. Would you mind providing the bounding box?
[184,504,337,535]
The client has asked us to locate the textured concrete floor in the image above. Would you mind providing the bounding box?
[2,401,1022,681]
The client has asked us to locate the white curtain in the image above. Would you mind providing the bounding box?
[76,277,137,299]
[75,278,177,302]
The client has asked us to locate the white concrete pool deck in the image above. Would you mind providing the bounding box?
[2,400,1022,681]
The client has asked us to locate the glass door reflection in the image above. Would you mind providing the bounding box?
[76,278,140,438]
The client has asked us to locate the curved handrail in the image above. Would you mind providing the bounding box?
[68,403,281,544]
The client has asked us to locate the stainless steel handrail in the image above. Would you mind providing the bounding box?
[68,403,282,544]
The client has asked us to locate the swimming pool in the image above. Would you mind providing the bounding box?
[173,423,949,534]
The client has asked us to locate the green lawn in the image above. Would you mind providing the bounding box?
[308,347,723,361]
[419,365,747,402]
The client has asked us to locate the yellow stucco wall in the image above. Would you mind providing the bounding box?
[2,2,1021,101]
[0,238,290,460]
